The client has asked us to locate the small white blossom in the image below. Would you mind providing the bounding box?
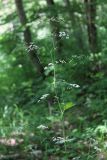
[37,94,49,102]
[27,43,39,52]
[59,31,69,39]
[37,125,48,130]
[44,66,48,70]
[59,31,66,37]
[72,156,81,160]
[94,146,101,152]
[40,94,49,100]
[69,84,80,88]
[59,60,66,64]
[52,137,72,144]
[48,63,54,66]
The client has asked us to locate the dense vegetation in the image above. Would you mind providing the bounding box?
[0,0,107,159]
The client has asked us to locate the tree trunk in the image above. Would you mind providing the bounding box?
[15,0,45,78]
[65,0,86,52]
[84,0,98,53]
[46,0,63,57]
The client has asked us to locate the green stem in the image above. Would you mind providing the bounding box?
[51,37,67,151]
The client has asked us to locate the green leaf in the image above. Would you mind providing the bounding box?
[63,102,74,111]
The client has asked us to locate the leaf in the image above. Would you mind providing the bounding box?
[63,102,74,111]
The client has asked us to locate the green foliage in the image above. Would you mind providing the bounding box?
[63,102,74,111]
[0,0,107,159]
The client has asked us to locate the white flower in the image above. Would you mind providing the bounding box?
[59,60,66,63]
[52,137,72,144]
[40,94,49,100]
[37,125,48,130]
[59,31,69,39]
[69,84,80,88]
[59,31,66,37]
[48,63,54,66]
[37,94,49,102]
[27,43,39,52]
[94,146,101,152]
[72,156,81,160]
[44,66,48,70]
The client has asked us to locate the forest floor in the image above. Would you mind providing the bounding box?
[0,106,106,160]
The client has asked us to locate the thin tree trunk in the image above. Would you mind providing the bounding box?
[65,0,86,51]
[46,0,63,57]
[84,0,98,53]
[15,0,45,78]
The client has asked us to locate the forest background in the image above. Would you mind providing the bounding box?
[0,0,107,159]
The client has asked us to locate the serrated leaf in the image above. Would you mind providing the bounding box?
[63,102,74,111]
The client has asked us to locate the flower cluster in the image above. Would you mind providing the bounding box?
[55,59,66,64]
[59,31,69,39]
[69,84,80,88]
[27,42,39,52]
[37,94,49,102]
[37,125,48,130]
[52,136,72,144]
[67,83,80,90]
